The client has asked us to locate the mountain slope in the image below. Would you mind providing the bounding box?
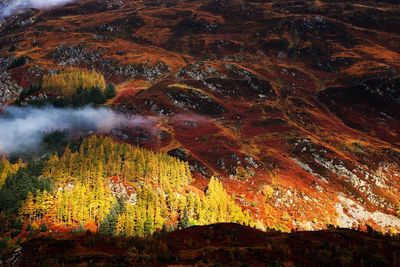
[0,0,400,231]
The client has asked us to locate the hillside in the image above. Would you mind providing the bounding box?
[11,223,400,266]
[0,0,400,254]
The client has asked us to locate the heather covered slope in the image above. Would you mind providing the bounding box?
[0,0,400,232]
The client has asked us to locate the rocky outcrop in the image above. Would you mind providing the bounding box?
[165,87,225,116]
[114,61,170,81]
[107,179,137,205]
[0,72,23,107]
[53,44,104,66]
[335,194,400,230]
[168,147,190,162]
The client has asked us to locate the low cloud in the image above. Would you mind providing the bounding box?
[0,0,79,18]
[0,105,144,154]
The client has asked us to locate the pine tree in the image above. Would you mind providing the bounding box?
[115,213,126,236]
[72,87,86,107]
[99,198,125,236]
[178,207,190,229]
[89,86,106,105]
[40,221,47,232]
[135,208,145,237]
[124,203,136,236]
[105,82,117,99]
[20,192,36,220]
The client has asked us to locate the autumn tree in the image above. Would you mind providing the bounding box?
[44,136,191,189]
[13,136,256,237]
[42,68,106,97]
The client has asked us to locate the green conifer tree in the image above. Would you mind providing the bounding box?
[89,86,106,105]
[105,82,117,99]
[178,207,190,229]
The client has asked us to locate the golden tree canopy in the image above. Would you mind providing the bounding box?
[42,68,106,97]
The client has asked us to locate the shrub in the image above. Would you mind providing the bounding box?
[235,166,248,180]
[70,224,85,233]
[262,185,274,199]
